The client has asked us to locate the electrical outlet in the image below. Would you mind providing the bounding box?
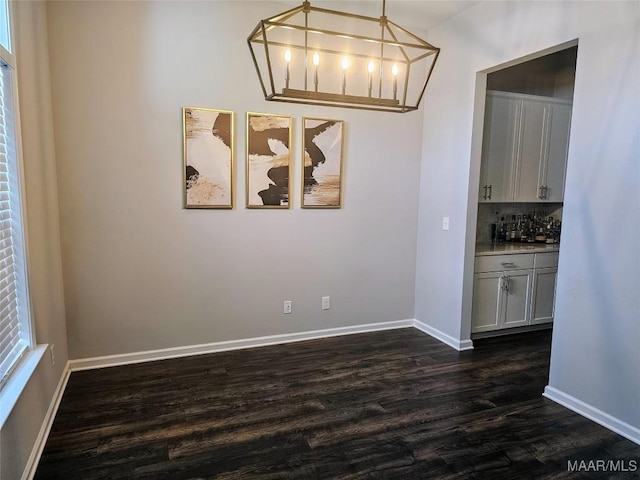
[50,344,55,366]
[322,296,331,310]
[442,216,450,231]
[284,300,292,314]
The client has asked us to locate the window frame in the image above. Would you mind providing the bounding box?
[0,0,40,419]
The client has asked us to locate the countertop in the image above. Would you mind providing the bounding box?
[475,243,560,256]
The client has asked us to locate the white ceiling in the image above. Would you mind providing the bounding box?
[277,0,481,30]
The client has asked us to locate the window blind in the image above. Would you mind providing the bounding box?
[0,61,27,388]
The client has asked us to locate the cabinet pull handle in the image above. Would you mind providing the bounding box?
[483,185,487,200]
[488,185,492,199]
[500,261,515,266]
[506,276,510,292]
[501,276,507,291]
[538,186,544,199]
[543,186,548,199]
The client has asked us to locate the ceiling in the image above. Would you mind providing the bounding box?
[277,0,482,30]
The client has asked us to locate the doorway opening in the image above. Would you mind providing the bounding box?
[463,43,578,347]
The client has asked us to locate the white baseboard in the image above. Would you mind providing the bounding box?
[413,320,474,351]
[68,320,415,371]
[21,361,71,480]
[543,386,640,445]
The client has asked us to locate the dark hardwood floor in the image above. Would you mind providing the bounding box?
[35,328,639,479]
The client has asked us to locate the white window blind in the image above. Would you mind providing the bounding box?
[0,60,29,389]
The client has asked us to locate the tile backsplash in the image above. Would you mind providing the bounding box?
[476,203,563,243]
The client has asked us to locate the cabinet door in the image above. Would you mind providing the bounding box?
[479,95,519,202]
[542,103,571,202]
[502,269,532,329]
[514,100,547,202]
[531,267,557,324]
[471,272,504,332]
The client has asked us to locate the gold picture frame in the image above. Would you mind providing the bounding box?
[183,107,234,209]
[246,112,292,208]
[301,117,344,208]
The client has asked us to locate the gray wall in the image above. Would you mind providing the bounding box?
[46,1,423,359]
[1,1,69,479]
[415,1,639,429]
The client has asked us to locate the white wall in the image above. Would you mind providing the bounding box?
[1,1,69,478]
[46,1,423,359]
[415,0,639,431]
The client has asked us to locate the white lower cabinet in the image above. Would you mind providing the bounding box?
[472,252,558,334]
[472,269,531,333]
[472,273,502,331]
[530,267,558,325]
[502,270,532,328]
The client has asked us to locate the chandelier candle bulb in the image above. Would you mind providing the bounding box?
[367,60,375,97]
[341,56,349,95]
[284,49,292,89]
[313,53,319,92]
[392,63,399,100]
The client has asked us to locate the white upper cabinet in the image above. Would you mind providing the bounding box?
[514,99,547,202]
[478,95,519,202]
[479,91,572,203]
[543,103,572,202]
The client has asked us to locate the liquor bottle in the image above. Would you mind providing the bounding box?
[498,217,506,243]
[510,215,517,242]
[518,215,526,243]
[527,216,535,243]
[555,220,562,243]
[491,212,498,243]
[545,219,554,244]
[520,228,528,243]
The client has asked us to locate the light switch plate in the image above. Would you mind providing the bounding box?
[322,296,331,310]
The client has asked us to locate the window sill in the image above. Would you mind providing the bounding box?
[0,345,47,428]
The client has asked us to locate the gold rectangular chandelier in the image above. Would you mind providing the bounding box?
[247,1,440,113]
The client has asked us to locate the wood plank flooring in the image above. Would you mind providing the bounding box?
[35,328,639,479]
